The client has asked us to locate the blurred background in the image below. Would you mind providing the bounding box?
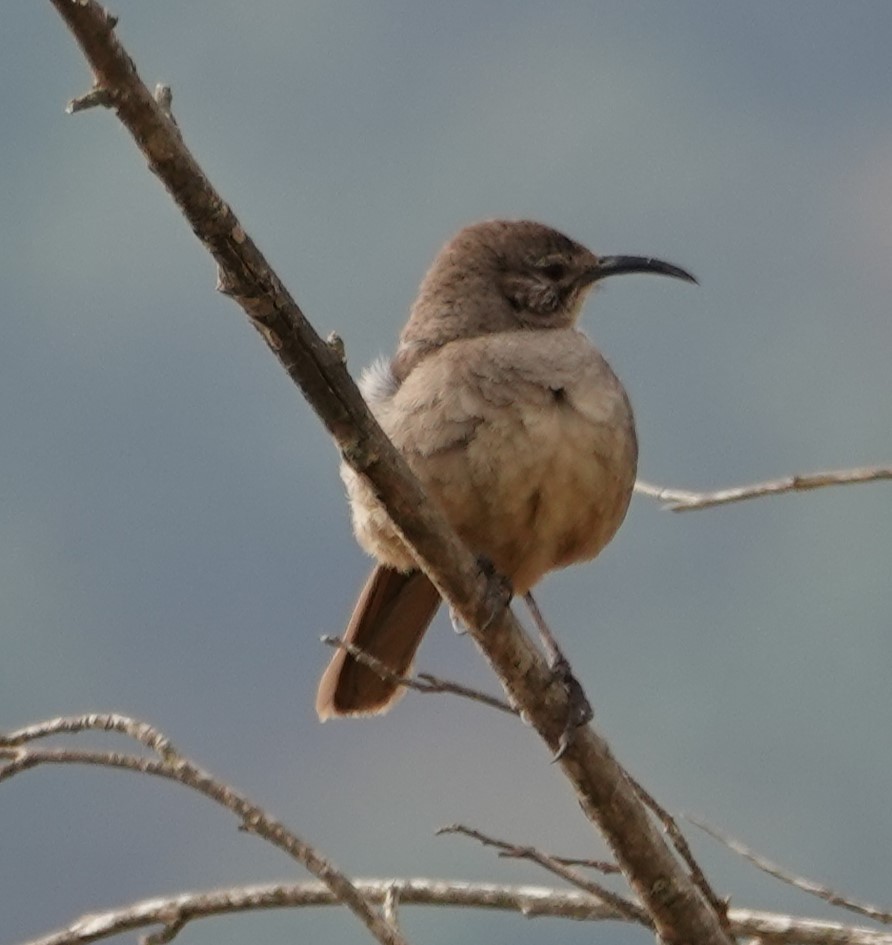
[1,3,890,943]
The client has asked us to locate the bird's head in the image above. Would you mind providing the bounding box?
[396,219,696,371]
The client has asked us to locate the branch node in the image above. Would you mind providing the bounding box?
[142,913,187,945]
[326,331,346,363]
[382,883,401,930]
[153,83,174,118]
[66,86,114,113]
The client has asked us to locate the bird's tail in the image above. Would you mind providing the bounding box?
[316,565,440,719]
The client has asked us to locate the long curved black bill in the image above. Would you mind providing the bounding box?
[594,255,698,285]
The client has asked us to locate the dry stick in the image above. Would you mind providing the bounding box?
[4,881,638,945]
[16,879,892,945]
[0,713,177,758]
[321,636,517,715]
[543,854,621,872]
[437,824,649,926]
[689,817,892,926]
[438,825,620,876]
[47,5,731,943]
[0,722,407,945]
[635,465,891,512]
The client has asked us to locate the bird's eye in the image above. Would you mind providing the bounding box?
[540,263,566,281]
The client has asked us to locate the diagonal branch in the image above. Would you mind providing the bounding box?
[437,823,645,924]
[689,817,892,926]
[46,4,731,943]
[635,465,891,512]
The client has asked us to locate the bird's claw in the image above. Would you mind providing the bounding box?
[550,656,593,762]
[449,557,513,635]
[477,555,513,630]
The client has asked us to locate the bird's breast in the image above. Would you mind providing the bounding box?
[368,330,639,592]
[463,370,637,591]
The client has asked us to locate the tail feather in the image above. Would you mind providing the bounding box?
[316,566,441,719]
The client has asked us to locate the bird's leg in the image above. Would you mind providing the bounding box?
[523,591,593,759]
[449,555,513,635]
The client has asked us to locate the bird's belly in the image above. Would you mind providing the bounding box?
[438,395,637,593]
[346,333,638,588]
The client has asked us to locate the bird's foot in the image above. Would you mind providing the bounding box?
[448,556,512,635]
[477,555,513,630]
[520,592,593,759]
[448,607,467,635]
[550,655,594,761]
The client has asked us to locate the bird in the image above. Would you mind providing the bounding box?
[316,219,695,720]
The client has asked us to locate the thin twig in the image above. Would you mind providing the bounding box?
[635,466,891,512]
[437,823,618,875]
[321,636,517,715]
[536,854,619,872]
[66,85,114,112]
[437,824,649,927]
[0,713,179,760]
[689,817,892,925]
[0,715,405,945]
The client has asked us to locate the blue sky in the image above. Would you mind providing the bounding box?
[2,4,891,944]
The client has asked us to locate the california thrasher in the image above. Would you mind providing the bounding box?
[316,220,695,719]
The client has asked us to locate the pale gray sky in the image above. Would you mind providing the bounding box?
[2,4,891,944]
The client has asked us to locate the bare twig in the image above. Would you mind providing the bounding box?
[46,5,732,943]
[437,823,618,874]
[689,817,892,925]
[66,85,113,112]
[0,715,405,945]
[437,824,648,926]
[15,878,892,945]
[321,636,517,715]
[0,713,179,759]
[635,465,891,512]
